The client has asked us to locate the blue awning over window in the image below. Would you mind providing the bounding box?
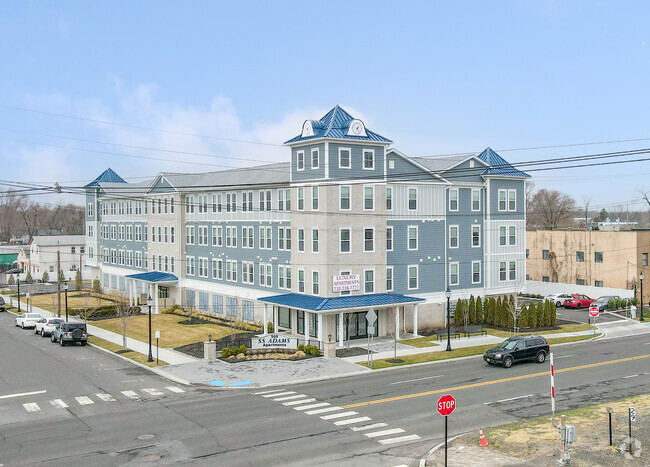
[258,293,424,312]
[124,272,178,283]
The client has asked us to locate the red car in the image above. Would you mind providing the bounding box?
[563,294,595,309]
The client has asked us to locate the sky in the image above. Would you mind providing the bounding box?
[2,0,650,212]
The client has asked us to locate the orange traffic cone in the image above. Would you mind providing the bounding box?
[479,428,489,447]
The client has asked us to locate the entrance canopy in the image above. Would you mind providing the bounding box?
[124,271,178,284]
[258,292,424,314]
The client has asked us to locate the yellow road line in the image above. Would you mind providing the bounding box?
[343,354,650,409]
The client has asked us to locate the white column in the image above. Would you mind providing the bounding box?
[304,311,309,344]
[263,304,268,335]
[338,312,344,347]
[413,304,419,337]
[317,314,323,342]
[154,283,159,314]
[395,306,400,340]
[128,280,133,306]
[273,306,278,330]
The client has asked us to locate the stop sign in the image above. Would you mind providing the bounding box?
[437,394,456,416]
[589,306,599,317]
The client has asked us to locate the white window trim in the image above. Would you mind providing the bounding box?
[499,261,507,282]
[362,148,375,170]
[311,186,319,211]
[498,189,507,211]
[408,264,419,290]
[296,150,305,171]
[363,268,375,294]
[339,227,351,254]
[386,186,393,211]
[386,226,393,252]
[407,225,418,251]
[509,261,517,281]
[363,226,375,253]
[297,268,305,293]
[297,187,304,211]
[408,186,417,211]
[471,224,481,248]
[508,189,517,212]
[311,148,319,169]
[311,228,319,254]
[449,225,459,249]
[386,265,394,292]
[471,260,481,284]
[363,185,375,211]
[311,269,319,295]
[340,185,351,211]
[449,188,459,212]
[449,261,460,286]
[471,189,481,211]
[297,228,305,253]
[508,225,516,246]
[338,147,352,169]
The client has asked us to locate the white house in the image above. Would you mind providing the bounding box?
[17,235,87,281]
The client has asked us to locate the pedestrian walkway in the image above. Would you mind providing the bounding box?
[8,297,196,365]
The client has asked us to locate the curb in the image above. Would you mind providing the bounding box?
[419,432,468,467]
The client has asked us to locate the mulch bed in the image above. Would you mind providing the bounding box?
[336,347,372,357]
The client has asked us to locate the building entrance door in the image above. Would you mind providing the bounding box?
[337,311,379,340]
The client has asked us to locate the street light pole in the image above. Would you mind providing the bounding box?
[16,276,20,314]
[640,272,644,322]
[147,295,154,362]
[64,282,69,322]
[445,287,452,352]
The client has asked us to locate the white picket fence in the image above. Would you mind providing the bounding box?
[524,280,634,299]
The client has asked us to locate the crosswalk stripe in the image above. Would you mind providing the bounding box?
[273,394,306,401]
[351,423,388,432]
[305,406,343,415]
[254,389,286,395]
[121,390,139,399]
[294,402,329,411]
[142,388,164,396]
[333,416,372,426]
[262,391,295,398]
[378,434,421,445]
[96,393,116,402]
[166,386,185,393]
[50,399,68,408]
[75,396,94,406]
[283,398,316,406]
[365,428,405,438]
[320,411,358,420]
[23,402,40,413]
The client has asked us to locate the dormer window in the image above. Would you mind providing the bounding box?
[347,119,367,137]
[301,120,314,137]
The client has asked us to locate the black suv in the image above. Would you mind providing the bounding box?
[483,335,549,368]
[51,322,88,346]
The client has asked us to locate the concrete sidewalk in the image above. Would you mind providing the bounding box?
[9,297,196,365]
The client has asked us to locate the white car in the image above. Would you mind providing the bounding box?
[543,294,572,307]
[34,317,64,337]
[15,313,43,329]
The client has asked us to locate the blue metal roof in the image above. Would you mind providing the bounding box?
[477,148,530,177]
[258,293,424,312]
[125,271,178,282]
[284,105,392,144]
[84,168,127,187]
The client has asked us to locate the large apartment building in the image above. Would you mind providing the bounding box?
[85,106,528,346]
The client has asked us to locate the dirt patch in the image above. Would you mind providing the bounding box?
[336,347,371,357]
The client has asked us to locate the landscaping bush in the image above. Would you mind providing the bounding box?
[222,347,230,358]
[519,303,528,328]
[267,322,274,333]
[161,304,181,314]
[92,278,102,294]
[309,346,319,356]
[238,344,247,355]
[297,344,304,352]
[476,296,483,323]
[229,345,239,356]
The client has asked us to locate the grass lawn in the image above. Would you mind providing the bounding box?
[87,335,168,367]
[398,335,440,348]
[358,334,599,369]
[90,313,239,348]
[20,291,117,313]
[485,323,593,338]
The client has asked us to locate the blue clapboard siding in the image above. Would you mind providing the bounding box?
[291,143,326,181]
[328,143,385,181]
[489,179,525,220]
[447,187,484,289]
[442,159,486,184]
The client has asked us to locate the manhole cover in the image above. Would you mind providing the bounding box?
[143,454,161,462]
[137,434,155,440]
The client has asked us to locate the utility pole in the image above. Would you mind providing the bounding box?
[57,250,61,317]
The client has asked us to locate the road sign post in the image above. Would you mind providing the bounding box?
[589,306,599,334]
[437,394,456,467]
[366,310,377,368]
[155,330,160,365]
[629,407,636,454]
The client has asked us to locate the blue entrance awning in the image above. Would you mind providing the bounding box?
[124,271,178,283]
[258,293,424,312]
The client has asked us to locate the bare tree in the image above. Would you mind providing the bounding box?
[114,294,134,351]
[525,180,536,221]
[582,196,592,227]
[0,190,27,242]
[528,189,577,229]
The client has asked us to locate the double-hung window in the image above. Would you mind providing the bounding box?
[509,226,516,246]
[472,225,480,247]
[364,186,374,210]
[340,186,351,210]
[186,226,195,245]
[340,228,351,253]
[499,262,507,281]
[298,269,305,293]
[471,189,480,211]
[386,266,393,292]
[297,150,305,170]
[472,261,481,284]
[449,262,459,286]
[508,190,516,211]
[386,187,392,210]
[449,188,459,211]
[509,261,516,280]
[339,148,351,168]
[312,229,319,253]
[408,265,418,290]
[449,225,459,248]
[297,229,305,252]
[498,190,507,211]
[312,186,319,210]
[364,228,374,252]
[363,149,374,169]
[408,226,418,250]
[364,269,374,293]
[312,271,319,295]
[408,187,417,210]
[297,188,304,211]
[311,148,319,169]
[386,226,393,251]
[499,226,507,246]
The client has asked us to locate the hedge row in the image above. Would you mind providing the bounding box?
[453,295,557,329]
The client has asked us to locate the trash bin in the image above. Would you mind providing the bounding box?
[630,305,637,319]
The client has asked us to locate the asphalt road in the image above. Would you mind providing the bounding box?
[0,310,649,466]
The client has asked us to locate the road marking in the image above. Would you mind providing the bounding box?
[50,399,68,408]
[273,394,307,401]
[294,402,329,411]
[390,375,445,385]
[320,411,358,420]
[554,355,573,359]
[644,342,650,345]
[622,374,639,379]
[365,428,405,438]
[121,390,139,399]
[334,416,372,426]
[379,434,421,445]
[254,389,286,395]
[344,354,650,408]
[262,391,294,398]
[166,386,185,393]
[96,393,116,402]
[0,390,46,400]
[351,423,388,432]
[23,403,40,413]
[230,381,252,387]
[75,396,94,405]
[283,398,316,406]
[305,406,343,415]
[496,394,533,403]
[142,388,164,396]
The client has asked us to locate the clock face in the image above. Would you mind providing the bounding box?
[351,122,362,135]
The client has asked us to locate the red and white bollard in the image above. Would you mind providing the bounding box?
[550,352,555,425]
